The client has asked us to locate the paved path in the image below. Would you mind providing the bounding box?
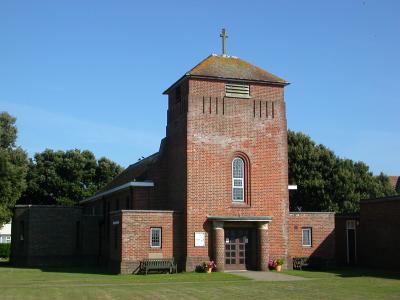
[226,270,309,281]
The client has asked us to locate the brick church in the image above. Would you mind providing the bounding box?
[11,33,336,273]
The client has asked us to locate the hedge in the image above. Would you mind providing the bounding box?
[0,243,11,258]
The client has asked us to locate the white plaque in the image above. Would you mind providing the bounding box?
[194,232,206,247]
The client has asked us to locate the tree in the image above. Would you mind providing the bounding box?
[95,157,124,189]
[288,130,395,213]
[19,149,123,206]
[0,112,28,225]
[0,113,17,148]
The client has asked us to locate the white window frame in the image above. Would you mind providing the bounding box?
[0,235,11,244]
[150,227,162,248]
[302,228,312,247]
[232,157,245,202]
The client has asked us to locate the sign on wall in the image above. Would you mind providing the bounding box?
[194,232,206,247]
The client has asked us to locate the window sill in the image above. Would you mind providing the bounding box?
[231,202,251,208]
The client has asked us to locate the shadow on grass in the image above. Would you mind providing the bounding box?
[299,266,400,280]
[0,260,11,268]
[0,261,110,275]
[38,266,111,275]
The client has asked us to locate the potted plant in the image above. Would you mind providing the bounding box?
[203,261,216,273]
[268,259,277,270]
[268,258,284,272]
[275,258,284,272]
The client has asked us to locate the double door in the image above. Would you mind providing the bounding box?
[224,229,249,270]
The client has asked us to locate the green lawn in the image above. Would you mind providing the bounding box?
[0,263,399,300]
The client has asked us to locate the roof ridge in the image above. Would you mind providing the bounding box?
[164,54,288,94]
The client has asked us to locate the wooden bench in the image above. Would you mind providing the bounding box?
[141,258,177,275]
[293,257,310,270]
[293,257,331,270]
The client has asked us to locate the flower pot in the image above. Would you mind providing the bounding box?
[206,267,212,273]
[276,265,282,272]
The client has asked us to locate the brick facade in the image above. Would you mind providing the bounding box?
[335,196,400,269]
[11,206,100,267]
[358,196,400,269]
[118,210,182,274]
[179,79,289,269]
[288,212,335,263]
[11,54,337,273]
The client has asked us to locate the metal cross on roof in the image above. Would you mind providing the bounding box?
[220,28,228,56]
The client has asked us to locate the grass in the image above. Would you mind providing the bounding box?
[0,262,399,300]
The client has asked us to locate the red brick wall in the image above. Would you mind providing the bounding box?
[11,206,100,268]
[132,188,153,210]
[168,78,290,269]
[359,197,400,269]
[117,210,181,274]
[166,79,188,213]
[288,212,335,262]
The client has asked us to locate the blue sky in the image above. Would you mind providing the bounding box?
[0,0,399,175]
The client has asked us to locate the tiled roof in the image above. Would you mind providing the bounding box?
[164,54,288,94]
[388,176,400,192]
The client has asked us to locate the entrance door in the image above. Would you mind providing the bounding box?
[346,220,357,265]
[225,229,249,270]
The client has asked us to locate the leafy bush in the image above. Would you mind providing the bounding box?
[195,265,205,273]
[0,243,11,258]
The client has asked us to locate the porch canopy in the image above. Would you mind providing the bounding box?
[207,216,272,222]
[207,215,272,271]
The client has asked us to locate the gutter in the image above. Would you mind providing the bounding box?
[80,181,154,204]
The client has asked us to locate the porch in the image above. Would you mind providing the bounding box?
[208,216,272,271]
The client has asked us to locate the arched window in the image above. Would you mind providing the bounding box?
[232,157,245,202]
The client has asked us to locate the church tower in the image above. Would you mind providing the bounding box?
[163,29,290,271]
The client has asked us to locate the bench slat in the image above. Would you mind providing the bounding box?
[141,258,177,275]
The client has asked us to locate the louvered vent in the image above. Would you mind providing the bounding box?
[225,83,250,98]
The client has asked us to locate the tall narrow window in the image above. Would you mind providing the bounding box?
[19,221,24,241]
[76,221,80,250]
[175,86,181,103]
[232,157,245,202]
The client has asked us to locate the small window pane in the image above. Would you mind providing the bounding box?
[233,179,243,187]
[233,188,244,201]
[233,158,244,178]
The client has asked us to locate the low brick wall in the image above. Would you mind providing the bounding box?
[11,205,100,267]
[288,212,335,267]
[359,197,400,269]
[111,210,182,274]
